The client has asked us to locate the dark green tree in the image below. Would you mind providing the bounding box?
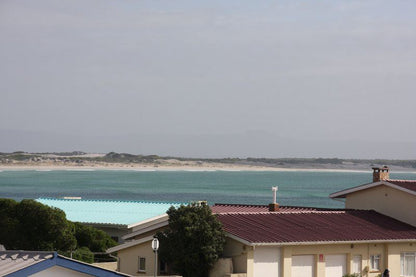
[71,247,95,263]
[13,199,76,251]
[0,198,117,263]
[73,222,117,252]
[157,203,226,277]
[0,198,19,247]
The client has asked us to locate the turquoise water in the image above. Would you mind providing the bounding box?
[0,170,415,208]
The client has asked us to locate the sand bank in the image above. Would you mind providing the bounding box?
[0,163,372,173]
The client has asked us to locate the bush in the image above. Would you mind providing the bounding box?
[60,247,94,263]
[72,247,94,263]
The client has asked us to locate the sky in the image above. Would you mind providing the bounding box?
[1,0,415,158]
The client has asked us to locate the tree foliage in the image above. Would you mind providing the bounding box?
[157,203,226,277]
[58,246,95,264]
[0,199,76,251]
[73,222,117,252]
[0,198,116,263]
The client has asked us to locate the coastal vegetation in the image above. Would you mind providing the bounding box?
[1,151,416,170]
[0,198,116,263]
[156,203,226,277]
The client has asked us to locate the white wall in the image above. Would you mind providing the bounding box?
[345,185,416,227]
[325,254,346,277]
[30,266,93,277]
[291,255,315,277]
[253,246,280,277]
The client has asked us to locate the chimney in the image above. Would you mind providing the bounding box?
[269,186,280,212]
[372,166,389,182]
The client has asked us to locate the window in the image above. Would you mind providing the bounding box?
[401,252,416,277]
[138,257,146,272]
[352,255,362,274]
[370,254,381,271]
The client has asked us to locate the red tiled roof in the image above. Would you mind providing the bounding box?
[386,180,416,192]
[211,203,322,214]
[217,210,416,245]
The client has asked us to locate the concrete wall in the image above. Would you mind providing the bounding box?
[386,242,416,277]
[222,239,412,277]
[92,262,117,271]
[118,240,156,276]
[130,226,166,241]
[223,238,249,274]
[280,242,414,277]
[30,266,93,277]
[345,185,416,226]
[209,258,233,277]
[114,238,416,277]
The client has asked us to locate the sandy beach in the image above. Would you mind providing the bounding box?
[0,162,379,173]
[1,154,415,173]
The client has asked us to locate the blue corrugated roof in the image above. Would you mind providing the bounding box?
[36,198,184,226]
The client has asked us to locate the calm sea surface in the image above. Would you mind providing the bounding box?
[0,170,415,208]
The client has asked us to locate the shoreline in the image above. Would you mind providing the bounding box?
[1,164,415,173]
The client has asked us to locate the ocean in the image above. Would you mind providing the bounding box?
[1,170,415,208]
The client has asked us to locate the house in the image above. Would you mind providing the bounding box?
[36,198,184,243]
[108,203,416,277]
[330,166,416,227]
[0,250,131,276]
[106,168,416,277]
[218,206,416,277]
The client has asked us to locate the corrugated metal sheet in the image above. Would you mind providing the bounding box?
[211,203,330,213]
[218,210,416,244]
[36,198,184,226]
[387,180,416,192]
[0,251,53,276]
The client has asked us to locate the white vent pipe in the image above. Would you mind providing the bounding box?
[272,186,278,204]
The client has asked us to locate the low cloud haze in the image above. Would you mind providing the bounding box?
[1,0,415,158]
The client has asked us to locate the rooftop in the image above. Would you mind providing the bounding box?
[218,210,416,245]
[330,179,416,199]
[386,179,416,193]
[211,203,328,213]
[0,251,130,276]
[0,251,54,276]
[36,198,185,226]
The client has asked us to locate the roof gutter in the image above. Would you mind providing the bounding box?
[225,233,254,246]
[248,239,416,247]
[330,181,416,199]
[123,221,169,240]
[127,214,169,229]
[106,235,154,253]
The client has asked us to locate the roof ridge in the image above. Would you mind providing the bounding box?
[36,197,186,205]
[386,179,416,182]
[217,210,351,215]
[0,250,55,254]
[213,203,332,210]
[213,203,268,207]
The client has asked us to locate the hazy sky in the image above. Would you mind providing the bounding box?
[1,0,415,158]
